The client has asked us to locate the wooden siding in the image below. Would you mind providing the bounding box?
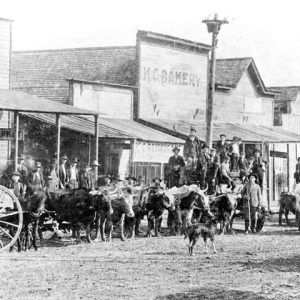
[214,72,274,126]
[72,82,133,119]
[138,42,208,120]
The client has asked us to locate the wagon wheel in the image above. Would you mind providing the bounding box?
[0,185,23,252]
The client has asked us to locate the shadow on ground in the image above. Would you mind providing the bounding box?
[155,286,267,300]
[241,255,300,273]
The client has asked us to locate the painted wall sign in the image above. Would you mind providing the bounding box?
[270,150,287,159]
[139,42,208,120]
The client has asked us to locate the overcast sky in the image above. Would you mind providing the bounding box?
[3,0,300,86]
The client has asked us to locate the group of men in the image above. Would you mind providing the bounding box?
[3,153,149,201]
[166,127,266,234]
[166,127,267,194]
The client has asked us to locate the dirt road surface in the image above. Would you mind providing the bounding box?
[1,216,300,300]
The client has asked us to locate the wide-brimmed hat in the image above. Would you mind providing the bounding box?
[71,157,79,163]
[220,134,226,138]
[91,160,99,166]
[172,146,180,152]
[125,175,137,181]
[10,170,21,177]
[202,143,209,149]
[113,174,123,181]
[18,154,26,160]
[190,126,196,132]
[60,154,68,160]
[35,162,42,168]
[152,177,162,183]
[232,136,239,141]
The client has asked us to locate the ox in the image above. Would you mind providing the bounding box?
[169,185,210,236]
[46,188,96,243]
[279,188,300,228]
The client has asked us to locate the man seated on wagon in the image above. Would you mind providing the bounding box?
[217,156,236,192]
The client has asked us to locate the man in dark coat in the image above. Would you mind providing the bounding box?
[206,148,220,194]
[167,146,185,188]
[28,161,45,194]
[197,144,210,189]
[252,150,267,192]
[183,127,202,170]
[215,134,229,163]
[58,154,68,189]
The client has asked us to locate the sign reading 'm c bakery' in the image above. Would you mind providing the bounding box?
[137,31,210,120]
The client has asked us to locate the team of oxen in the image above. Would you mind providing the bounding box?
[11,181,300,252]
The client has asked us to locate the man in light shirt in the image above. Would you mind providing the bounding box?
[67,157,79,189]
[229,137,241,172]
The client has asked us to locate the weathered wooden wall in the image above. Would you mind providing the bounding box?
[71,82,134,119]
[214,72,274,126]
[138,42,208,120]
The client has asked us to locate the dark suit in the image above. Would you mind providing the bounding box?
[216,141,230,162]
[59,164,68,189]
[197,152,210,189]
[252,157,267,190]
[167,155,185,187]
[206,154,220,193]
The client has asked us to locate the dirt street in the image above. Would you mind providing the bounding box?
[1,216,300,300]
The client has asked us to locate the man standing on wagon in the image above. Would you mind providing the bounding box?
[167,146,185,188]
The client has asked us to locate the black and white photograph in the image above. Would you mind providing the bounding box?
[1,0,300,299]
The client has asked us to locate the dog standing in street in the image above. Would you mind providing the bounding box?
[184,214,218,256]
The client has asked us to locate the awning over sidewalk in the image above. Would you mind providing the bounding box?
[139,119,300,143]
[0,89,95,115]
[22,113,184,144]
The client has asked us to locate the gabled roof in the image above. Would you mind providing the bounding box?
[0,89,95,115]
[12,46,137,103]
[215,57,275,98]
[268,86,300,102]
[139,118,300,143]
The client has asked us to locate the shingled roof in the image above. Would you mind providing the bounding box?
[215,57,252,87]
[12,46,137,103]
[268,86,300,102]
[215,57,275,98]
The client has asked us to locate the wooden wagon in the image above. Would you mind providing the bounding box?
[0,185,23,252]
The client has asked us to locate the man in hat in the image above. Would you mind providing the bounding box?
[167,146,185,188]
[241,173,261,234]
[125,175,137,187]
[252,149,267,192]
[6,154,28,186]
[206,148,220,194]
[112,174,124,189]
[149,177,164,194]
[59,154,68,189]
[67,157,79,189]
[87,160,99,189]
[8,170,25,200]
[216,134,229,163]
[45,158,59,197]
[183,127,202,170]
[134,175,145,189]
[28,161,45,194]
[79,164,90,188]
[197,144,210,189]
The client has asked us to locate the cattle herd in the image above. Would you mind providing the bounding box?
[6,180,300,255]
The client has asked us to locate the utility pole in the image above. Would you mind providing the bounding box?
[203,14,228,148]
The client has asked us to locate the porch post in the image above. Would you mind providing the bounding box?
[94,114,99,178]
[56,113,61,163]
[14,111,19,171]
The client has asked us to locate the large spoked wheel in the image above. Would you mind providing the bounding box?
[0,185,23,252]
